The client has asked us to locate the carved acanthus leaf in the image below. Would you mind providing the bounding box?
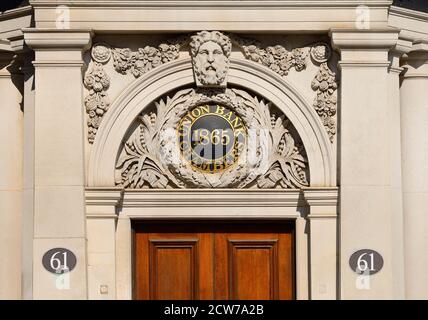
[116,87,309,189]
[115,111,180,189]
[257,113,308,189]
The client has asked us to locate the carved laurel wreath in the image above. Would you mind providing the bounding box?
[115,88,309,189]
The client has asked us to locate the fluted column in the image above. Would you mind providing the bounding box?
[24,29,92,299]
[400,40,428,299]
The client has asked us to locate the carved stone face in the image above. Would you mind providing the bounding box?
[193,41,228,86]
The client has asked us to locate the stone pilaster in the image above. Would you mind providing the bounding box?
[303,188,338,300]
[385,38,412,300]
[85,188,122,300]
[0,50,24,300]
[331,29,401,299]
[21,50,36,300]
[24,29,92,299]
[400,40,428,299]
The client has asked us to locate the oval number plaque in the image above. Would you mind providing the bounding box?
[349,249,384,275]
[42,248,77,274]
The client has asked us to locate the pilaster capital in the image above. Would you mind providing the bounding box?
[302,187,338,219]
[23,28,93,50]
[330,29,399,51]
[401,40,428,79]
[85,187,123,219]
[330,29,399,68]
[23,29,93,67]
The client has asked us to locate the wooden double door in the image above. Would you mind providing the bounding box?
[134,222,295,300]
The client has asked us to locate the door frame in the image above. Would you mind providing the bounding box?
[85,187,338,300]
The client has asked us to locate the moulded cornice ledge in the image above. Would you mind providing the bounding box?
[85,187,123,219]
[29,0,394,8]
[0,39,11,52]
[0,5,32,20]
[121,189,303,208]
[330,29,399,50]
[411,39,428,52]
[23,28,93,50]
[395,36,413,55]
[302,187,338,218]
[389,5,428,26]
[302,187,338,207]
[85,187,123,205]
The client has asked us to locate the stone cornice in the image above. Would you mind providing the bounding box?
[121,189,303,208]
[83,188,324,219]
[0,5,32,20]
[389,5,428,25]
[30,1,391,31]
[0,5,32,53]
[389,6,428,52]
[30,1,393,8]
[23,29,93,50]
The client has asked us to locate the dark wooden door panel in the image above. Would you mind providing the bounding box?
[134,222,294,300]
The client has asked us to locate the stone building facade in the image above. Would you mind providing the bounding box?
[0,0,427,300]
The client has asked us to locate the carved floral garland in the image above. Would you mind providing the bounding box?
[84,42,180,143]
[115,88,309,189]
[112,43,179,78]
[241,44,309,76]
[312,62,337,141]
[234,38,338,142]
[84,62,110,143]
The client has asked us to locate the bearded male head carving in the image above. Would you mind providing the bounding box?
[190,31,232,87]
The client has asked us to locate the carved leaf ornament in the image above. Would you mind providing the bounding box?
[115,88,309,189]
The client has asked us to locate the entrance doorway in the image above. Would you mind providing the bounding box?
[133,222,295,300]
